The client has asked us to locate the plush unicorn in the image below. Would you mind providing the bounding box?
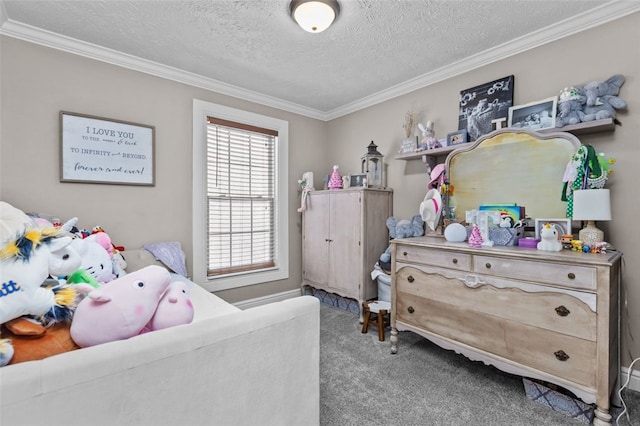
[0,227,82,324]
[537,223,563,252]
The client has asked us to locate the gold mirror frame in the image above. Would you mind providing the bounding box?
[445,128,581,222]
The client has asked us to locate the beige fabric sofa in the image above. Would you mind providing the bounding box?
[1,250,320,426]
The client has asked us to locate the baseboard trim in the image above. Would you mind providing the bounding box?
[621,365,640,393]
[233,289,302,310]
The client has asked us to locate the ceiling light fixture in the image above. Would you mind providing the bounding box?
[290,0,340,33]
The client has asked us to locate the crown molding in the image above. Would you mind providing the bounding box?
[1,1,638,122]
[0,15,326,121]
[325,1,640,120]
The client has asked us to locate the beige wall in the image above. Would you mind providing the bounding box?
[327,13,640,366]
[1,12,639,365]
[0,35,329,303]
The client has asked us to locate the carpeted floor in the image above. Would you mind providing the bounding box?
[319,303,640,426]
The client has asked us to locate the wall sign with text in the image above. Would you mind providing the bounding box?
[60,111,155,186]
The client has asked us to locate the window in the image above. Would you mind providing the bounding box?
[193,100,289,291]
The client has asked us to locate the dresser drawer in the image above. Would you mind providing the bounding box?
[395,293,596,387]
[473,255,597,291]
[395,245,471,271]
[395,266,596,341]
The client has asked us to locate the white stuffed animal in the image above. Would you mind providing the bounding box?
[537,223,562,252]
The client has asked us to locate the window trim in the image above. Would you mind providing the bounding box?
[192,99,289,291]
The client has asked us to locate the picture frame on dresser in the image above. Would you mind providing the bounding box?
[534,218,572,240]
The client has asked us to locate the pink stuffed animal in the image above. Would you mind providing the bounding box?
[70,265,171,347]
[145,280,194,332]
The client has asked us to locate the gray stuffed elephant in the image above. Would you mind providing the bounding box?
[582,74,627,122]
[379,215,424,267]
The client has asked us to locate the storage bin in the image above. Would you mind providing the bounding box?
[376,272,391,303]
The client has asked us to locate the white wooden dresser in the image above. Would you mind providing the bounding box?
[390,238,621,425]
[390,129,622,425]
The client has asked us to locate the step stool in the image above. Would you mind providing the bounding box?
[361,300,391,341]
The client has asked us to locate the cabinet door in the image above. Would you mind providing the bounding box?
[302,192,330,285]
[328,191,361,295]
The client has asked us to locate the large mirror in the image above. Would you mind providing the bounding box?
[445,129,581,221]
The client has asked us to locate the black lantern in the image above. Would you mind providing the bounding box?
[361,141,384,188]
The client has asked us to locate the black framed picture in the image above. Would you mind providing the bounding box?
[458,75,514,142]
[349,173,367,187]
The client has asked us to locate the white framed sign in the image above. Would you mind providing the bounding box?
[60,111,155,185]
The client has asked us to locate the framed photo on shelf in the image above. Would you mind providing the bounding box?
[399,137,417,154]
[447,129,468,146]
[60,111,155,186]
[508,97,557,131]
[534,218,572,240]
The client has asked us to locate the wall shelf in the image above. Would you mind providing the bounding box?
[395,118,615,167]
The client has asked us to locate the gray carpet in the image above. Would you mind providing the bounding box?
[319,303,640,426]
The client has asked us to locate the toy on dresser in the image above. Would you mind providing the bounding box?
[537,223,562,252]
[379,215,424,271]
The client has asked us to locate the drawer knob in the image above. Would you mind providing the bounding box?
[568,272,576,280]
[407,306,415,314]
[485,262,492,269]
[452,258,458,264]
[555,305,571,317]
[407,275,415,283]
[403,251,408,257]
[554,350,570,361]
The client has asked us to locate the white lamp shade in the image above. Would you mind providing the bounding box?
[572,189,612,221]
[291,0,338,33]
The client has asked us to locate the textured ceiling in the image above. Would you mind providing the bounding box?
[0,0,630,118]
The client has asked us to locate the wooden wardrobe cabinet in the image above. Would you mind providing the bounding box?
[302,188,392,316]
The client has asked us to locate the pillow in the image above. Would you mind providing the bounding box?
[142,242,188,277]
[121,249,166,272]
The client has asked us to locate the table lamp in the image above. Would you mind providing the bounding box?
[572,189,612,246]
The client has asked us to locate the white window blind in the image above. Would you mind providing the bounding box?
[206,117,277,277]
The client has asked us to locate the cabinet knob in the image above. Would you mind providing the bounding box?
[567,272,576,279]
[407,306,415,314]
[403,251,408,257]
[452,258,458,264]
[555,305,571,317]
[407,275,415,283]
[554,350,570,361]
[485,262,492,269]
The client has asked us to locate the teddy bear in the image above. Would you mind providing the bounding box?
[556,86,586,127]
[581,74,627,122]
[379,215,424,270]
